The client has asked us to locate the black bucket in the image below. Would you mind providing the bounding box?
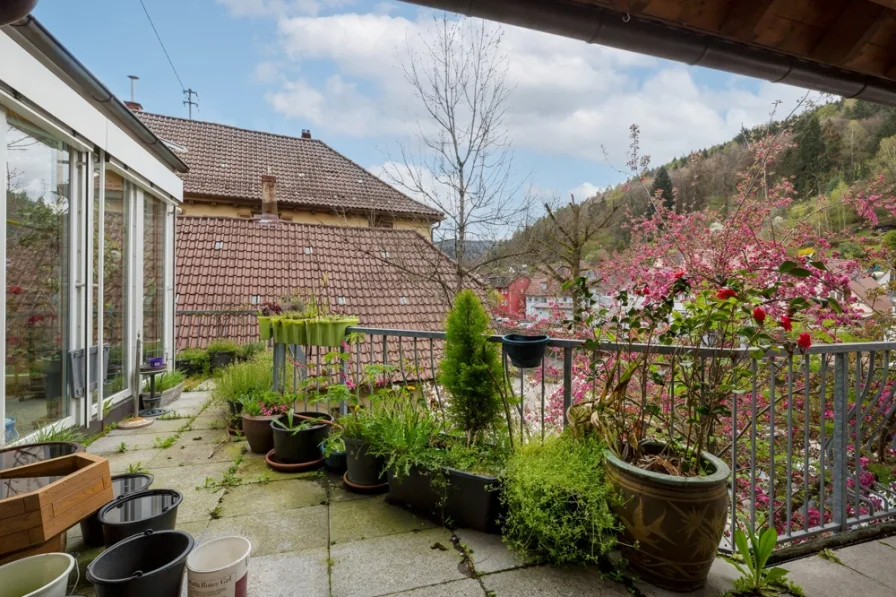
[87,529,194,597]
[98,488,182,548]
[80,473,154,547]
[502,334,550,369]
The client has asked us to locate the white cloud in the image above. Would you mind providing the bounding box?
[257,10,818,170]
[253,61,281,83]
[570,182,602,201]
[216,0,354,18]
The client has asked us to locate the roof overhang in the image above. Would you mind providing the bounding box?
[400,0,896,106]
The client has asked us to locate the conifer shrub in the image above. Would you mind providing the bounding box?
[438,289,504,446]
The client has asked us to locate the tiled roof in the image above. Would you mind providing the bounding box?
[137,112,441,220]
[176,216,462,348]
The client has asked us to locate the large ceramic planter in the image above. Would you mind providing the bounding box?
[271,412,333,464]
[241,414,277,454]
[344,437,386,486]
[258,316,273,341]
[604,443,730,592]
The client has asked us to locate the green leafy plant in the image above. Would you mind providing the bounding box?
[320,433,345,457]
[439,289,504,446]
[117,442,128,453]
[206,339,240,355]
[368,398,446,479]
[213,353,273,403]
[727,528,802,596]
[155,370,186,392]
[177,347,211,376]
[159,411,188,420]
[153,435,178,449]
[271,411,330,435]
[126,462,149,474]
[34,425,87,444]
[501,434,619,566]
[238,341,265,361]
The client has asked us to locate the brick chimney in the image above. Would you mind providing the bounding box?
[301,129,312,139]
[124,100,143,111]
[261,174,278,220]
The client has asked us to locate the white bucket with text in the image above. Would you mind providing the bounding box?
[186,536,251,597]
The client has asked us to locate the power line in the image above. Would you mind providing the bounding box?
[137,0,185,91]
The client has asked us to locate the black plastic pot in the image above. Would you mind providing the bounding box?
[444,468,504,533]
[0,441,83,471]
[87,529,194,597]
[344,437,386,486]
[271,412,333,464]
[139,394,161,410]
[209,351,234,370]
[80,473,154,548]
[387,466,440,515]
[502,334,550,369]
[98,488,182,548]
[325,450,347,474]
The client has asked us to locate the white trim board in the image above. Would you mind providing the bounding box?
[0,30,183,201]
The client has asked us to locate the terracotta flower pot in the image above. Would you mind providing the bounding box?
[603,442,730,592]
[241,414,277,454]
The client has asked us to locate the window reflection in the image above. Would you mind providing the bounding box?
[5,112,71,439]
[143,197,166,362]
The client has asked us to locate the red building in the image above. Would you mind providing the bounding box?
[488,276,530,319]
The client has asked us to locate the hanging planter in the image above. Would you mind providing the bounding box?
[501,334,550,369]
[305,316,359,347]
[284,319,307,346]
[258,316,273,341]
[272,317,289,344]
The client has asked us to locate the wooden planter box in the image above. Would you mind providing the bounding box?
[0,452,112,557]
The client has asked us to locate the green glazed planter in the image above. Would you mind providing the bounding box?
[306,317,359,347]
[258,316,273,341]
[285,319,308,345]
[272,317,289,344]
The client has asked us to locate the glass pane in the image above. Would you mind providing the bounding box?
[101,170,129,396]
[5,112,71,440]
[143,197,166,363]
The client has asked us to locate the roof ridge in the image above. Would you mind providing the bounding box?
[177,214,424,236]
[138,111,321,145]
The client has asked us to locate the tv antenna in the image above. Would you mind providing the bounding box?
[183,88,199,119]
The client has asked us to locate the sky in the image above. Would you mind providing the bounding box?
[33,0,816,207]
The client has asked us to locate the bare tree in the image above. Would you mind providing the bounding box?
[527,193,618,311]
[382,17,526,293]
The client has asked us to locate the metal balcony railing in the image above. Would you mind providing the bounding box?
[185,314,896,553]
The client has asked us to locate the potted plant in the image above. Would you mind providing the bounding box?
[270,411,334,464]
[257,301,282,341]
[378,290,511,532]
[240,391,291,454]
[207,339,240,370]
[321,434,347,473]
[175,347,209,377]
[566,267,824,591]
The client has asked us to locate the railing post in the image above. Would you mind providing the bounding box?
[273,342,283,393]
[562,346,573,428]
[833,351,848,531]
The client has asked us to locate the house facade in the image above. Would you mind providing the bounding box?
[1,17,186,443]
[524,277,574,321]
[489,275,530,319]
[134,111,442,238]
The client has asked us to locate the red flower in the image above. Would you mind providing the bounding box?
[797,332,812,351]
[635,286,649,296]
[8,285,23,295]
[716,288,737,300]
[779,315,793,332]
[752,307,766,324]
[673,271,685,279]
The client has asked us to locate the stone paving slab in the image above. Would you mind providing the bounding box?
[219,478,327,517]
[481,565,630,597]
[174,486,225,524]
[148,438,242,468]
[185,547,330,597]
[635,558,738,597]
[188,414,229,430]
[179,428,230,445]
[816,541,896,590]
[455,528,527,575]
[784,552,894,597]
[88,433,171,453]
[236,450,326,482]
[107,418,188,435]
[102,448,161,474]
[329,495,437,545]
[326,474,373,503]
[329,527,465,597]
[148,460,233,492]
[202,505,329,557]
[389,578,485,596]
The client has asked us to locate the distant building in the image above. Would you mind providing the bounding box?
[488,276,530,318]
[524,278,573,321]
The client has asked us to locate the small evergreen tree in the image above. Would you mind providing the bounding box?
[795,115,828,198]
[651,166,675,211]
[439,289,504,446]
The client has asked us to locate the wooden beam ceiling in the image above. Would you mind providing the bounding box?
[811,2,887,65]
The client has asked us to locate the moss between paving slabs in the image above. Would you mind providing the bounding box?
[329,496,436,545]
